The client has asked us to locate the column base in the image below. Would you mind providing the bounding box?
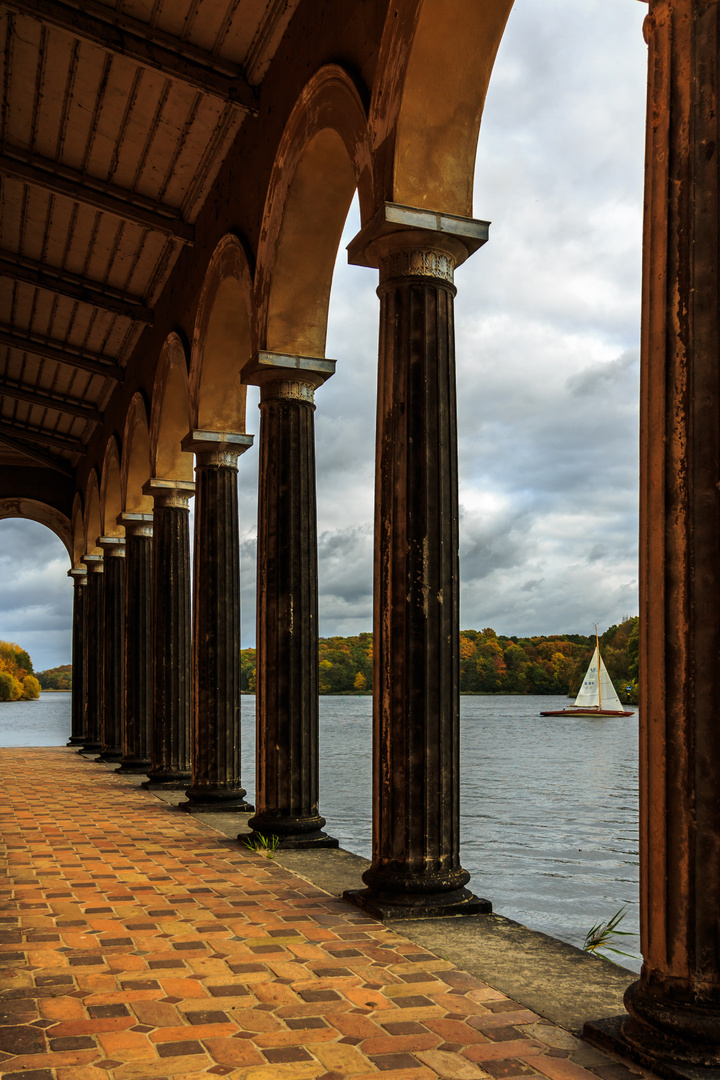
[99,750,123,763]
[78,742,102,755]
[67,736,86,746]
[141,772,193,791]
[242,828,338,850]
[343,886,491,921]
[115,759,151,775]
[178,789,254,813]
[585,1015,720,1076]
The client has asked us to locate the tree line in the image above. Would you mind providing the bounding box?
[36,664,72,691]
[238,618,639,701]
[0,641,41,701]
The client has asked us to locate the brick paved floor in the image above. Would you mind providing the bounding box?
[0,748,654,1080]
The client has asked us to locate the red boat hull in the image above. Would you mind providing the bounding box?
[539,707,635,717]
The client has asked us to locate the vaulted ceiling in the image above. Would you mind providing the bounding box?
[0,0,300,478]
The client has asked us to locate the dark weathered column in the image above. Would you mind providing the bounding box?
[66,567,87,746]
[179,430,253,813]
[344,206,490,919]
[117,514,153,774]
[98,536,125,762]
[81,554,104,754]
[243,353,338,848]
[142,481,194,790]
[587,1,720,1067]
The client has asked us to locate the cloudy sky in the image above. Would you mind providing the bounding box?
[1,0,648,672]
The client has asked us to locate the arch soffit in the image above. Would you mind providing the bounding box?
[150,333,193,482]
[256,64,370,356]
[71,492,85,568]
[121,393,154,512]
[100,438,124,538]
[189,235,254,433]
[84,470,102,556]
[370,0,514,217]
[0,498,73,562]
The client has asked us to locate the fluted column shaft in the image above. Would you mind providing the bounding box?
[247,366,336,848]
[98,537,125,762]
[143,481,194,789]
[618,0,720,1065]
[345,221,489,919]
[118,515,153,774]
[81,555,104,754]
[180,431,253,812]
[67,568,87,746]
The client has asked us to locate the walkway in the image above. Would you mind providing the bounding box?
[0,748,651,1080]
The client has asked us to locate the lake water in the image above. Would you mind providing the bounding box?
[0,692,640,969]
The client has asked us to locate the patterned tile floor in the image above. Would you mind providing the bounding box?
[0,748,654,1080]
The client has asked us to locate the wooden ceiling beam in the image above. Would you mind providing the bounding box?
[5,0,258,112]
[0,378,102,422]
[0,418,85,454]
[0,427,73,475]
[0,326,123,382]
[0,253,153,324]
[0,145,195,245]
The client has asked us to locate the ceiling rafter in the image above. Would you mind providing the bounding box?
[0,326,123,381]
[0,145,195,245]
[4,0,258,112]
[0,417,85,454]
[0,426,73,475]
[0,253,153,323]
[0,378,102,422]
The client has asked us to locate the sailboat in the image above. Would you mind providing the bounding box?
[540,629,634,717]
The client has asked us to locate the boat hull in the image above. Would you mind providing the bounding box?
[540,707,634,717]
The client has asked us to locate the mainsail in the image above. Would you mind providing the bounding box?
[573,646,623,711]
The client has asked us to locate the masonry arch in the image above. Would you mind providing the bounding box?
[100,438,124,538]
[370,0,514,216]
[71,494,85,568]
[256,65,369,356]
[0,499,73,561]
[150,334,193,482]
[122,394,154,511]
[190,235,254,433]
[84,472,103,556]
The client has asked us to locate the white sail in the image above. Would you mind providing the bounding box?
[573,646,624,710]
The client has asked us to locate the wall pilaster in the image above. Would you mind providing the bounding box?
[66,567,87,746]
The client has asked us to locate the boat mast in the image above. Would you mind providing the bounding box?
[595,625,601,710]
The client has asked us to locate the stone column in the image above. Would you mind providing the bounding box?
[117,514,153,774]
[179,430,253,812]
[81,553,104,754]
[344,205,490,919]
[142,480,194,790]
[586,1,720,1068]
[242,352,338,848]
[98,536,125,762]
[66,567,87,746]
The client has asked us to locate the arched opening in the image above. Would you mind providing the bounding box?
[151,336,193,483]
[100,439,124,538]
[122,395,154,512]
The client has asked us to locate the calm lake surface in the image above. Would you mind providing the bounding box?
[0,692,640,969]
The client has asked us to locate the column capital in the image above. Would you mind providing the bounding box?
[83,552,104,573]
[117,512,154,538]
[181,429,254,468]
[347,202,489,281]
[67,566,87,583]
[143,478,196,509]
[241,351,336,396]
[98,535,126,557]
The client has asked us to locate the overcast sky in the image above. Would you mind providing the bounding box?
[0,0,648,672]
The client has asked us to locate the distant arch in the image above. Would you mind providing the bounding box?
[122,393,154,511]
[150,334,193,481]
[256,65,368,356]
[189,235,254,432]
[370,0,513,216]
[84,471,102,556]
[100,438,124,538]
[0,498,72,561]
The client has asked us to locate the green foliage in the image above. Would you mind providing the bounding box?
[21,675,41,700]
[241,833,280,859]
[36,664,72,691]
[238,619,640,698]
[584,906,636,963]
